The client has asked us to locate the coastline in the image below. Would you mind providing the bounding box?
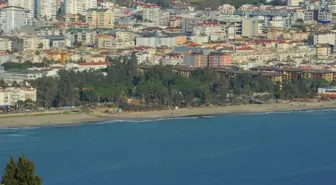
[0,101,335,128]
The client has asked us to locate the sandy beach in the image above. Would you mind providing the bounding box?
[0,101,335,128]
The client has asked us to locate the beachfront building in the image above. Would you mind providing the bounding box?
[0,87,36,106]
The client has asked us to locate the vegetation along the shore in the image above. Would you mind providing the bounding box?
[22,54,333,111]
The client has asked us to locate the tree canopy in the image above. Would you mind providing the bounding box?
[1,155,42,185]
[27,54,333,110]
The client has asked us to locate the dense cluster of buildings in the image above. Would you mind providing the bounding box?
[1,0,336,104]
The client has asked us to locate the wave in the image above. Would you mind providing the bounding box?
[97,116,199,125]
[3,134,26,137]
[0,116,199,131]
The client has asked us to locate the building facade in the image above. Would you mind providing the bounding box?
[37,0,57,20]
[8,0,34,19]
[0,6,30,34]
[65,0,97,15]
[86,8,114,28]
[0,87,37,106]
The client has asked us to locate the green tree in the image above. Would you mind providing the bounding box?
[0,80,7,88]
[37,43,44,49]
[1,155,42,185]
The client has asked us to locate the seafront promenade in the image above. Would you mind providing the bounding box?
[0,101,335,128]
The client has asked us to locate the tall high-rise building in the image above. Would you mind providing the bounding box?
[37,0,57,20]
[8,0,34,19]
[65,0,97,15]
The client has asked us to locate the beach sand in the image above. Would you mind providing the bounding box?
[0,101,335,128]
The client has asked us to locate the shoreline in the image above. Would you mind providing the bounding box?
[0,101,335,129]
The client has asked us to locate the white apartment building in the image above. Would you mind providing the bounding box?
[37,0,57,20]
[23,36,50,51]
[136,36,176,48]
[218,4,235,15]
[8,0,34,19]
[217,15,242,38]
[193,22,225,36]
[287,0,304,6]
[0,6,30,34]
[66,0,97,15]
[313,32,336,45]
[142,4,160,25]
[116,31,133,42]
[0,89,10,106]
[328,3,336,14]
[242,17,259,37]
[0,87,37,106]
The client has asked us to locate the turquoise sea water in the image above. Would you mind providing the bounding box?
[1,109,336,185]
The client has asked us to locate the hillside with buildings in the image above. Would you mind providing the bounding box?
[0,0,335,111]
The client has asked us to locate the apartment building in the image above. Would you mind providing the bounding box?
[0,6,30,34]
[0,37,12,51]
[36,26,65,36]
[304,10,314,21]
[8,0,34,19]
[208,52,232,67]
[217,15,242,38]
[0,87,36,106]
[136,35,176,48]
[267,28,284,40]
[218,4,235,15]
[287,0,304,6]
[23,36,50,51]
[97,34,115,48]
[193,22,225,37]
[104,40,134,49]
[116,31,133,42]
[65,28,97,47]
[142,4,160,25]
[86,8,114,28]
[316,44,332,57]
[182,16,205,33]
[250,67,335,83]
[313,31,336,45]
[242,17,260,37]
[0,69,44,82]
[183,50,207,67]
[317,10,332,22]
[37,0,57,20]
[0,52,11,64]
[169,16,183,28]
[65,0,97,15]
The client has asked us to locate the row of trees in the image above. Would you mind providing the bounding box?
[29,54,331,109]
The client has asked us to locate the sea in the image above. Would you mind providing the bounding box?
[1,109,336,185]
